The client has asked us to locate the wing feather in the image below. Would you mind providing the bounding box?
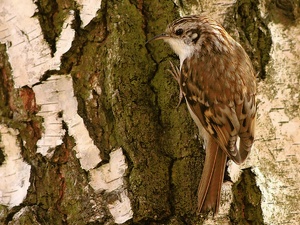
[179,51,256,164]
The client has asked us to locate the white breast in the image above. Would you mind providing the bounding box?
[164,38,194,69]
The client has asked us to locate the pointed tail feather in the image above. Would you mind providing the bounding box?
[197,138,227,214]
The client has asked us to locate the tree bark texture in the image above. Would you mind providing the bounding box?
[0,0,299,225]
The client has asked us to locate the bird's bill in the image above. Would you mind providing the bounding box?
[146,33,169,44]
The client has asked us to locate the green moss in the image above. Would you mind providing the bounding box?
[34,0,75,55]
[0,205,8,224]
[0,44,14,119]
[91,0,204,222]
[171,157,202,216]
[1,0,273,223]
[59,137,109,224]
[224,0,272,80]
[230,169,264,224]
[60,0,179,221]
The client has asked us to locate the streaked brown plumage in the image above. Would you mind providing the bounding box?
[148,15,256,214]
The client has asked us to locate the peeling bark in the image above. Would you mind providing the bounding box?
[0,0,299,225]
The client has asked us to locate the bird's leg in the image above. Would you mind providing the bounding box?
[168,61,184,108]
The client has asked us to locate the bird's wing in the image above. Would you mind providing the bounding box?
[180,55,256,164]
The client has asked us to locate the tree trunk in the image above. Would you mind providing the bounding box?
[0,0,299,224]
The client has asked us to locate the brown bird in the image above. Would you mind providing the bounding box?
[148,15,256,214]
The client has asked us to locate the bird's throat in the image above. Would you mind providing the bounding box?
[164,38,195,69]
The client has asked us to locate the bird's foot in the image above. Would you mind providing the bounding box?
[167,61,184,108]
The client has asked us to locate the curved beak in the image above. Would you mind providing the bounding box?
[146,33,169,44]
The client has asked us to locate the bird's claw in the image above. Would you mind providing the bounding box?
[167,61,184,108]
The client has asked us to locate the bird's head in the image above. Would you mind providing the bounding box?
[147,15,233,66]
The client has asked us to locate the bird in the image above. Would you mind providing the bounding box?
[147,15,256,214]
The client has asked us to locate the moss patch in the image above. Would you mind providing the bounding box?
[230,168,264,224]
[34,0,75,55]
[224,0,272,80]
[0,44,14,119]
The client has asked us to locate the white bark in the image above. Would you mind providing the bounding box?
[0,0,132,223]
[90,148,133,224]
[0,0,299,224]
[0,125,31,208]
[76,0,103,27]
[251,20,300,225]
[32,75,102,169]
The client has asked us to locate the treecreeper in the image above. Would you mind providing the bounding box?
[147,15,257,214]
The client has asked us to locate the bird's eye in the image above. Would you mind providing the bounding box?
[175,28,183,36]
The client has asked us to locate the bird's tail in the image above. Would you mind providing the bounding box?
[197,138,227,214]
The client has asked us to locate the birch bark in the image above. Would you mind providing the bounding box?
[0,0,299,224]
